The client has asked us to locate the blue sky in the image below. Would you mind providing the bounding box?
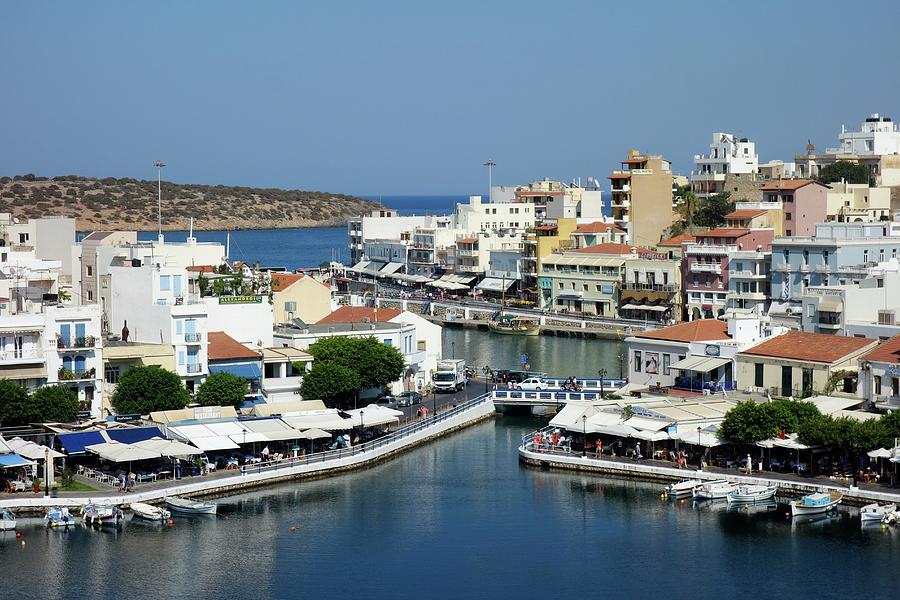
[2,1,898,195]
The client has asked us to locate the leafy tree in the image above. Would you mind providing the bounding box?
[31,386,80,423]
[0,380,37,426]
[196,372,247,408]
[818,161,871,185]
[694,192,734,228]
[305,336,405,390]
[300,362,361,407]
[111,365,190,415]
[718,401,776,444]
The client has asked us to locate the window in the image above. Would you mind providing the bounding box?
[105,365,120,384]
[662,354,670,376]
[802,250,808,264]
[874,375,882,396]
[87,290,93,300]
[86,265,93,276]
[159,275,171,291]
[178,351,185,366]
[786,213,792,221]
[634,351,642,373]
[754,363,764,388]
[863,250,869,263]
[786,230,791,236]
[383,338,393,346]
[558,283,563,289]
[880,249,885,262]
[806,304,815,317]
[823,250,829,263]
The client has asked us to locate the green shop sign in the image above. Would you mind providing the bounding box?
[218,295,263,305]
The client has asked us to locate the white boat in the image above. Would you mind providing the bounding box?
[45,507,78,528]
[83,503,124,527]
[666,479,701,498]
[166,497,217,516]
[693,480,738,501]
[883,511,900,525]
[790,491,842,516]
[860,502,895,523]
[726,484,778,504]
[131,502,171,522]
[0,509,16,531]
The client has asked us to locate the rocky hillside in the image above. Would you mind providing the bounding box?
[0,174,382,230]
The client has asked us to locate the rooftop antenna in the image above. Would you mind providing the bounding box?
[483,160,496,203]
[154,160,166,243]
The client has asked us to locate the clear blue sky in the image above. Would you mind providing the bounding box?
[2,0,898,196]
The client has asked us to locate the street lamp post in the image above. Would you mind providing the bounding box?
[154,160,165,240]
[451,340,455,359]
[598,368,608,398]
[697,426,702,470]
[582,415,587,458]
[483,160,496,203]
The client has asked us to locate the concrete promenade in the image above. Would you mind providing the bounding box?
[2,395,496,515]
[518,444,900,507]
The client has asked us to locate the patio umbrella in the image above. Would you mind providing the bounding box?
[6,438,64,460]
[867,447,892,459]
[85,442,160,462]
[133,438,202,457]
[298,428,333,456]
[677,429,723,448]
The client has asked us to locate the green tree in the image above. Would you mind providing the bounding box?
[0,380,37,426]
[31,386,80,423]
[196,372,247,408]
[300,362,361,407]
[111,366,190,415]
[818,161,870,185]
[305,336,405,390]
[694,192,734,228]
[718,401,777,444]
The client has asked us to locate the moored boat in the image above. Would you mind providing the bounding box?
[131,502,172,522]
[692,479,737,501]
[45,507,78,528]
[790,491,842,516]
[166,497,217,516]
[0,508,16,531]
[83,503,124,527]
[488,316,540,336]
[726,484,778,504]
[666,479,701,498]
[860,502,895,523]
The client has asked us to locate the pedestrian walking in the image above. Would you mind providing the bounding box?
[634,442,642,462]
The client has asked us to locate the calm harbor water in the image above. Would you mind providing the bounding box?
[4,416,898,600]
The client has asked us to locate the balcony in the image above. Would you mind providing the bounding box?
[727,291,766,301]
[685,244,737,256]
[813,264,831,274]
[184,333,202,344]
[610,200,630,209]
[57,335,98,350]
[729,270,766,279]
[690,263,722,274]
[405,350,427,366]
[457,249,479,257]
[0,349,44,364]
[799,263,810,273]
[58,367,97,382]
[186,363,203,374]
[817,322,842,331]
[774,263,792,272]
[622,282,676,292]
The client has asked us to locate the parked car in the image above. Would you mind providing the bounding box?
[376,393,397,408]
[514,377,548,391]
[396,391,423,407]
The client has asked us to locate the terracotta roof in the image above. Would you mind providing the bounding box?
[515,190,564,196]
[658,233,696,247]
[270,273,305,292]
[574,222,624,234]
[694,228,750,239]
[457,237,478,244]
[316,306,402,324]
[186,265,217,273]
[862,335,900,365]
[726,209,768,219]
[636,319,730,343]
[208,331,261,361]
[738,331,876,363]
[608,173,632,179]
[622,158,647,164]
[760,179,825,191]
[532,225,558,231]
[574,243,655,256]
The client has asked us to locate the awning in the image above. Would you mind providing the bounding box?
[251,400,328,417]
[817,299,843,312]
[379,262,404,274]
[476,277,515,292]
[240,418,306,441]
[5,439,65,460]
[189,436,241,451]
[556,290,583,300]
[106,427,164,445]
[57,431,106,455]
[229,432,270,444]
[133,438,203,456]
[209,363,262,379]
[677,429,725,447]
[346,404,403,427]
[167,424,242,451]
[428,280,469,291]
[549,403,600,429]
[669,356,730,373]
[350,260,371,271]
[0,365,47,379]
[621,303,668,312]
[281,410,354,431]
[298,428,333,440]
[0,454,33,468]
[85,442,160,463]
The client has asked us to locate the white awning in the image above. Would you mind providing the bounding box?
[556,290,583,300]
[240,418,306,441]
[676,429,725,447]
[167,424,242,451]
[346,404,403,427]
[281,410,354,431]
[229,432,270,444]
[350,260,371,271]
[189,435,241,451]
[549,403,600,429]
[817,299,843,312]
[669,356,730,373]
[476,277,515,292]
[621,304,668,312]
[379,262,404,274]
[428,280,469,291]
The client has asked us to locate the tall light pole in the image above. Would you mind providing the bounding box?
[154,160,166,240]
[582,414,587,458]
[483,160,496,203]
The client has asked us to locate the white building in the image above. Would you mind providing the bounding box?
[203,295,274,348]
[830,113,900,156]
[348,210,432,265]
[692,133,758,198]
[387,310,442,390]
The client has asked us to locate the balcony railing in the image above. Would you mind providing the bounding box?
[774,263,792,272]
[621,282,676,292]
[0,350,44,362]
[186,363,203,374]
[58,367,97,381]
[729,270,766,279]
[184,333,202,343]
[685,244,737,255]
[690,263,722,274]
[57,335,97,350]
[813,264,831,273]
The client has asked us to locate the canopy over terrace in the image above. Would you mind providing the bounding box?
[4,438,64,460]
[346,404,404,427]
[84,441,161,462]
[281,410,355,431]
[132,438,203,456]
[475,277,516,293]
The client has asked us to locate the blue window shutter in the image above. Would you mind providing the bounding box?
[75,323,86,339]
[59,324,71,345]
[176,320,183,334]
[178,351,185,366]
[74,356,86,373]
[62,356,73,371]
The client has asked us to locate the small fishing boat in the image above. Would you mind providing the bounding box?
[0,509,16,531]
[166,497,217,516]
[726,484,778,504]
[45,507,78,528]
[790,491,842,516]
[860,502,895,523]
[83,503,125,527]
[489,315,540,336]
[692,480,737,501]
[131,502,171,522]
[666,479,702,498]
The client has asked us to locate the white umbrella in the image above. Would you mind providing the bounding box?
[85,442,160,463]
[868,447,893,459]
[133,438,203,457]
[5,438,64,460]
[678,429,724,447]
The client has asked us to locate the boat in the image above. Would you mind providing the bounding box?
[0,509,16,531]
[45,507,78,528]
[790,491,842,516]
[727,501,777,515]
[726,484,778,504]
[860,502,895,523]
[692,479,738,501]
[489,315,540,336]
[83,503,125,527]
[666,479,702,498]
[166,497,217,516]
[883,511,900,525]
[131,502,172,522]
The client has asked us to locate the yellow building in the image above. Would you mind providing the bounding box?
[101,341,176,416]
[520,218,579,303]
[271,273,332,325]
[609,150,674,247]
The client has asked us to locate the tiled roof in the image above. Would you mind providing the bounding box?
[316,306,402,324]
[186,265,217,273]
[270,273,305,292]
[738,331,876,363]
[636,319,730,343]
[457,237,478,244]
[658,233,696,246]
[208,331,261,361]
[726,209,768,219]
[574,243,655,256]
[694,228,750,238]
[760,179,825,191]
[574,222,624,234]
[608,173,632,179]
[861,335,900,365]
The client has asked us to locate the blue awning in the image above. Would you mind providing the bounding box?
[0,454,32,468]
[106,427,163,445]
[209,363,262,379]
[57,431,105,455]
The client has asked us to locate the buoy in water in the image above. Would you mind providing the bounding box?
[20,540,26,546]
[167,519,174,527]
[15,532,22,539]
[289,526,297,533]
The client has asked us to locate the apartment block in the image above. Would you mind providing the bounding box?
[609,150,674,247]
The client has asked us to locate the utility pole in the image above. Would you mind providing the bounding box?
[154,160,166,241]
[484,160,496,203]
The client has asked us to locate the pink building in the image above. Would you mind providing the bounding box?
[682,227,774,320]
[760,179,829,237]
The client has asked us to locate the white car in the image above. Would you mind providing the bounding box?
[515,377,547,390]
